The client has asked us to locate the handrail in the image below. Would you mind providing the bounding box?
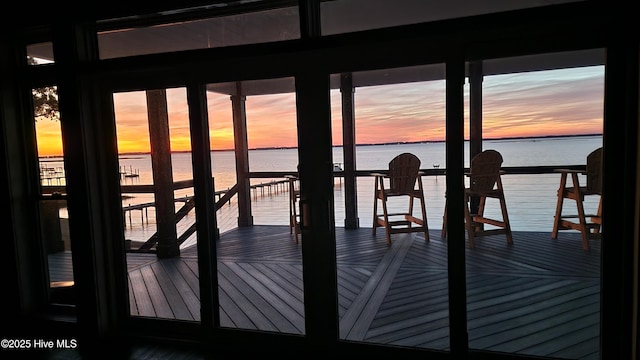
[215,183,239,210]
[44,165,590,253]
[249,165,586,179]
[41,165,587,196]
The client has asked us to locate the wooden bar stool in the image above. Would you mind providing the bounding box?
[372,153,429,245]
[442,150,513,248]
[551,147,602,250]
[286,175,301,243]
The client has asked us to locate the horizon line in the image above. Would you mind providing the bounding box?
[39,133,602,158]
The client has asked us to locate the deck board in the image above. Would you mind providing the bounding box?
[172,262,201,321]
[216,263,277,331]
[341,235,415,341]
[216,282,255,329]
[139,265,174,319]
[128,269,156,317]
[48,223,600,359]
[253,262,305,314]
[150,260,197,321]
[227,261,304,333]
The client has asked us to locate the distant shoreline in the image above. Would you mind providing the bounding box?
[40,133,602,159]
[218,133,601,152]
[349,133,602,148]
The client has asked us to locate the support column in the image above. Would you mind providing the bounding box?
[469,61,484,215]
[469,61,483,161]
[341,73,359,229]
[231,82,253,227]
[146,89,179,258]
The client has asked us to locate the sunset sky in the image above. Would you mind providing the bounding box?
[35,65,603,157]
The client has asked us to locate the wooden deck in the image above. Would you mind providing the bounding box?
[48,177,602,359]
[47,226,601,359]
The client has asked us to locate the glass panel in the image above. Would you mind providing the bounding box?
[98,6,300,59]
[206,77,305,335]
[33,86,73,305]
[114,88,200,322]
[27,42,55,65]
[333,64,449,350]
[41,196,72,305]
[321,0,583,35]
[206,88,236,200]
[330,84,348,228]
[464,51,604,359]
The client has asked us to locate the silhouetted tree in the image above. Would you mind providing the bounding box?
[28,56,59,121]
[32,86,59,121]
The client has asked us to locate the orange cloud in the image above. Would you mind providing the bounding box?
[35,119,63,157]
[38,65,603,158]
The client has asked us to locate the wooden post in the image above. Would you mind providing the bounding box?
[146,89,179,258]
[469,61,483,160]
[231,82,253,227]
[341,72,359,229]
[469,61,484,215]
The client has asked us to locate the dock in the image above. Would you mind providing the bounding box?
[121,178,292,227]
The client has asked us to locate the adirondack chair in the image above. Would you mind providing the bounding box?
[372,153,429,244]
[287,175,301,244]
[551,147,602,250]
[442,149,513,248]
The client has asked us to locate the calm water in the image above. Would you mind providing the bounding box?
[41,135,602,233]
[115,134,602,191]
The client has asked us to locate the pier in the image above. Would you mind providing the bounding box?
[120,165,140,179]
[121,178,293,227]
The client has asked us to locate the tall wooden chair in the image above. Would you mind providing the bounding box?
[286,175,301,244]
[442,149,513,248]
[372,153,429,244]
[551,147,602,250]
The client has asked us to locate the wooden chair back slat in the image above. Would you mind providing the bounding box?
[388,153,421,193]
[586,147,603,194]
[373,152,429,244]
[469,149,503,192]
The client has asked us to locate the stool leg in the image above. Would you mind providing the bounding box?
[464,193,475,248]
[372,176,379,236]
[571,173,590,250]
[551,172,568,239]
[441,200,447,238]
